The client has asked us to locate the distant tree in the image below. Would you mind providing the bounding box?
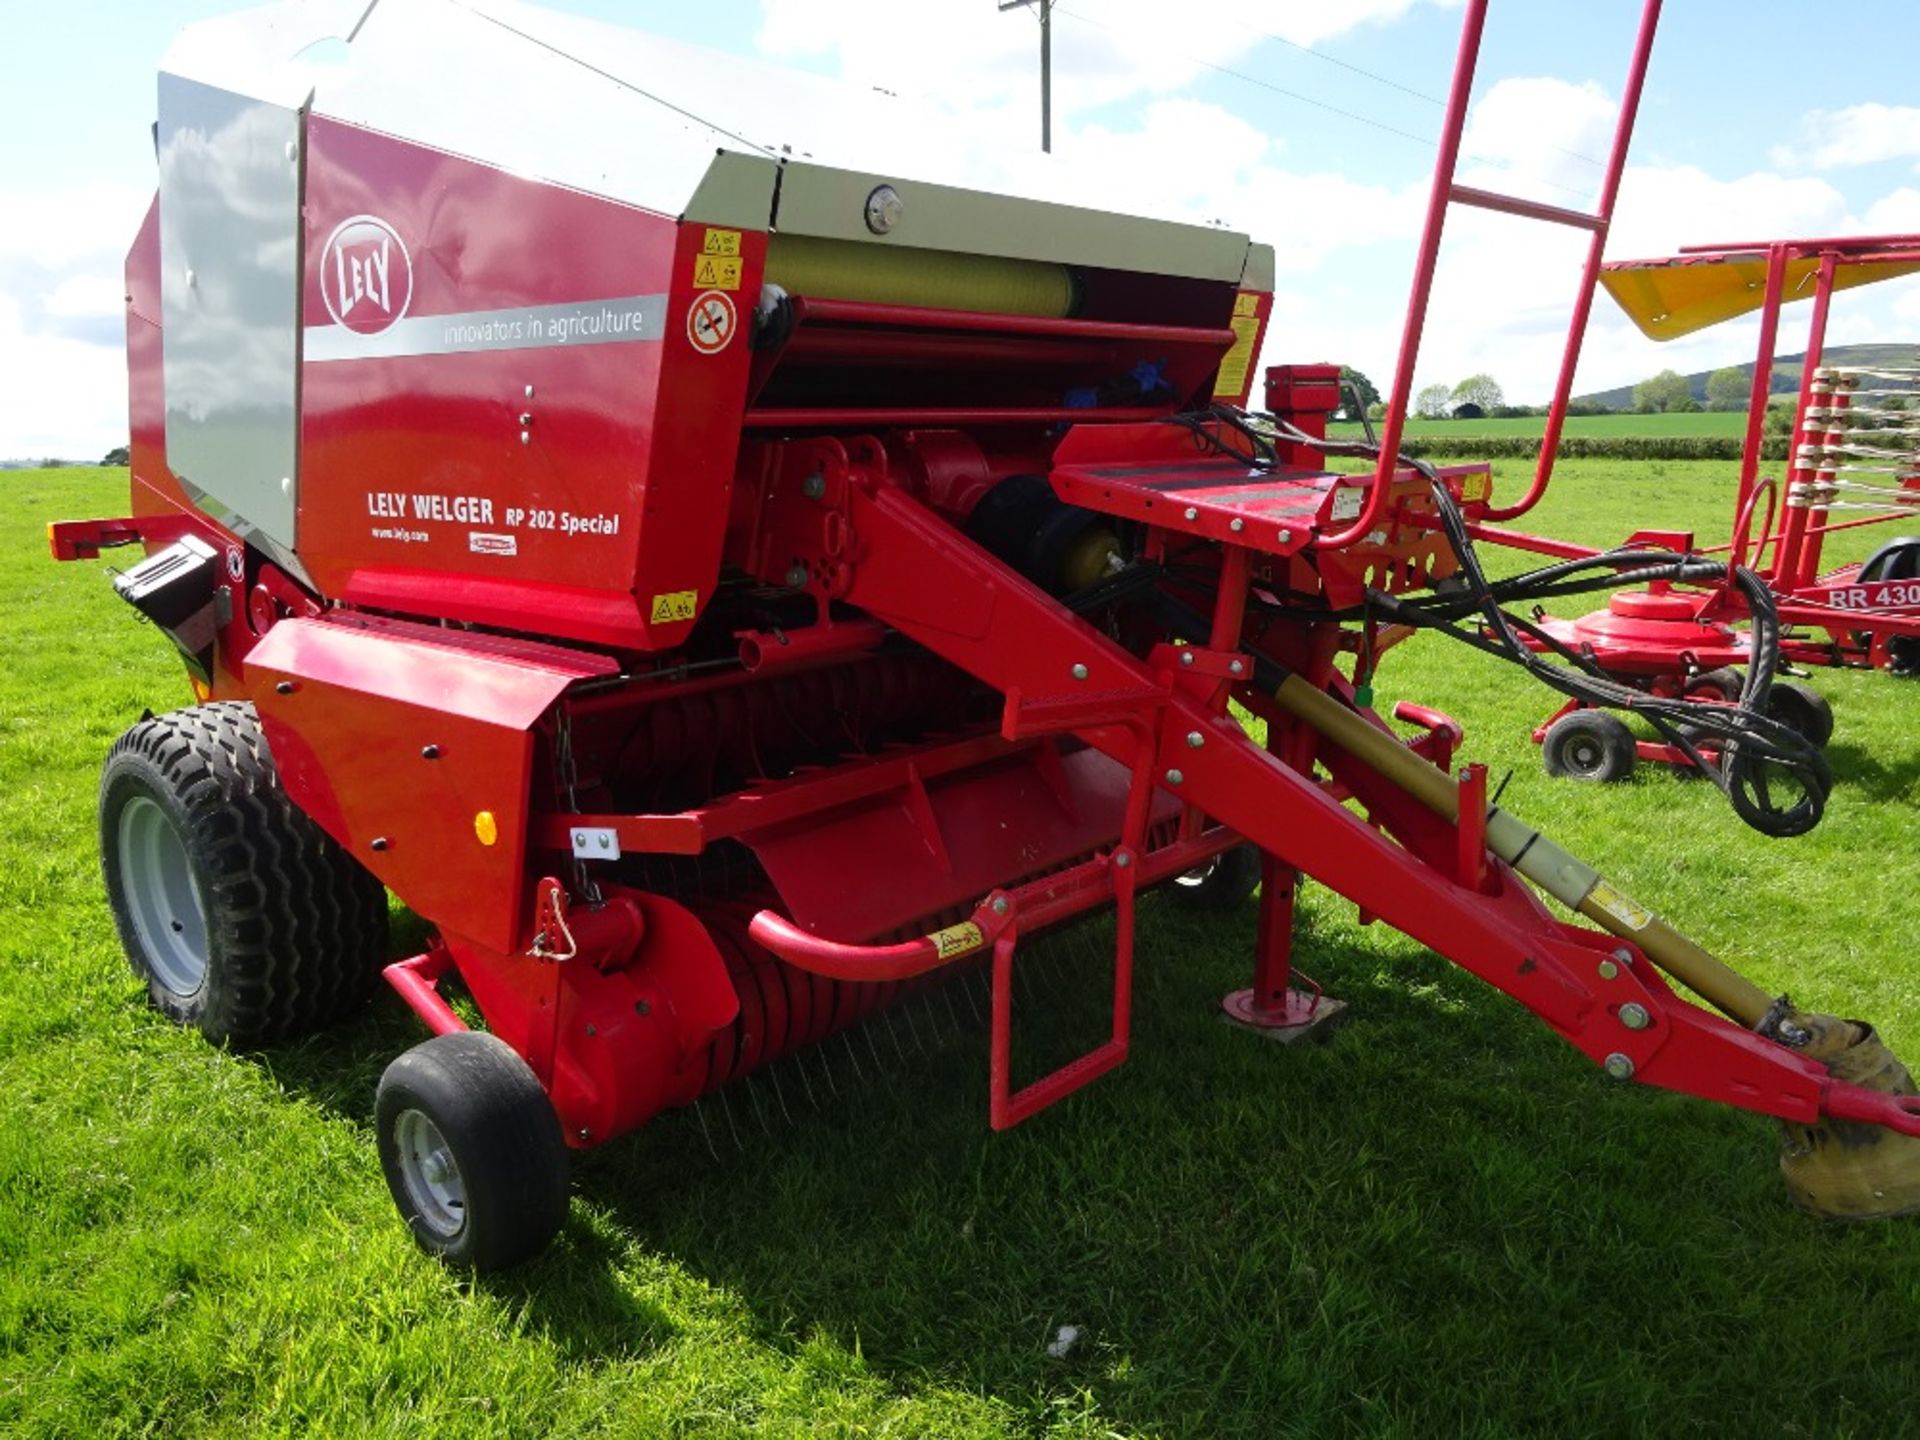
[101,445,130,466]
[1633,369,1695,413]
[1704,367,1749,412]
[1452,401,1486,420]
[1366,401,1387,421]
[1414,382,1453,419]
[1336,365,1381,419]
[1451,373,1504,413]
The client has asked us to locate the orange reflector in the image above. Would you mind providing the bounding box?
[474,810,499,846]
[189,677,212,702]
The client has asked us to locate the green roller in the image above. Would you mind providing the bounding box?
[765,235,1078,318]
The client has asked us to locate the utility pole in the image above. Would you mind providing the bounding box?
[998,0,1052,153]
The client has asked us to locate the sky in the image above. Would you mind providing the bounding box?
[6,0,1920,459]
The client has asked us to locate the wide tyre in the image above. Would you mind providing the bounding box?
[376,1032,571,1271]
[1168,843,1263,911]
[1541,709,1637,783]
[98,701,388,1045]
[1765,682,1835,749]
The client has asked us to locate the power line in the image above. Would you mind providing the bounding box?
[1222,13,1444,107]
[1217,10,1603,171]
[1050,5,1599,204]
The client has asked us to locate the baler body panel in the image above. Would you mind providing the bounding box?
[246,613,615,954]
[741,746,1180,943]
[296,116,758,649]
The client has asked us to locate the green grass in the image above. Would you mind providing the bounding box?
[1329,411,1749,441]
[4,463,1920,1438]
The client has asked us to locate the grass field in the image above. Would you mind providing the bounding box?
[1328,410,1750,441]
[4,462,1920,1438]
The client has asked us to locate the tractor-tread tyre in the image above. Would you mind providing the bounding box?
[376,1032,570,1272]
[1766,682,1835,749]
[1541,709,1637,783]
[1168,843,1263,911]
[98,700,388,1046]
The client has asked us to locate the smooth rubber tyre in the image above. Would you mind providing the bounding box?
[1168,843,1263,911]
[376,1032,570,1271]
[1765,682,1835,749]
[98,701,388,1045]
[1541,709,1637,783]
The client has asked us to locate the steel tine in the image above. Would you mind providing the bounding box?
[716,1086,746,1151]
[958,967,985,1025]
[882,1008,913,1062]
[742,1071,774,1134]
[841,1028,868,1085]
[767,1060,796,1124]
[1014,948,1039,1006]
[813,1038,842,1099]
[940,982,966,1034]
[917,990,948,1046]
[898,1000,930,1058]
[691,1096,721,1161]
[864,1017,890,1070]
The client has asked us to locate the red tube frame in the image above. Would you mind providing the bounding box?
[1323,0,1663,548]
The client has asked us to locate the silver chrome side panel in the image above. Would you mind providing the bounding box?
[157,73,305,553]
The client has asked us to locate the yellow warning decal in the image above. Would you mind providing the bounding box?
[1586,879,1652,932]
[1212,313,1262,399]
[693,254,743,291]
[649,589,699,624]
[928,921,985,960]
[702,228,741,257]
[1460,469,1494,503]
[1233,291,1261,317]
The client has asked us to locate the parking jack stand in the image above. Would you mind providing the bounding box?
[1221,851,1348,1043]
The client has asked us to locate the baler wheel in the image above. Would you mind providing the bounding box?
[1765,683,1835,749]
[1541,709,1636,783]
[98,701,388,1045]
[376,1033,570,1271]
[1170,843,1263,910]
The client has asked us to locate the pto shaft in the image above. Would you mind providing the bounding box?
[1269,674,1775,1027]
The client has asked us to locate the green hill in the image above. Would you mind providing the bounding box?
[1576,342,1920,411]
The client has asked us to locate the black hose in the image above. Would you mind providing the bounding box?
[1156,405,1830,837]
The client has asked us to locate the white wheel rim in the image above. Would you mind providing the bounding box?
[116,794,210,996]
[394,1109,467,1238]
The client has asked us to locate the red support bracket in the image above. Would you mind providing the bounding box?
[383,942,468,1037]
[1456,762,1488,890]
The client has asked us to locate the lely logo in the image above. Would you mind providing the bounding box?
[319,214,413,336]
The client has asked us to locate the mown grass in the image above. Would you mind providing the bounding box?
[3,463,1919,1438]
[1329,411,1749,441]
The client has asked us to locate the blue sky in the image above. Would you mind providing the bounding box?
[7,0,1920,457]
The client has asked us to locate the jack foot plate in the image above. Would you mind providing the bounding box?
[1220,987,1348,1045]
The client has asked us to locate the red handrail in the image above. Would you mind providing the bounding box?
[1320,0,1663,546]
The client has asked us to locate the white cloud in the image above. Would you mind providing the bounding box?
[1457,75,1614,206]
[0,183,147,458]
[0,294,129,461]
[1863,187,1920,233]
[1282,74,1894,403]
[1772,103,1920,171]
[43,274,125,319]
[0,184,148,268]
